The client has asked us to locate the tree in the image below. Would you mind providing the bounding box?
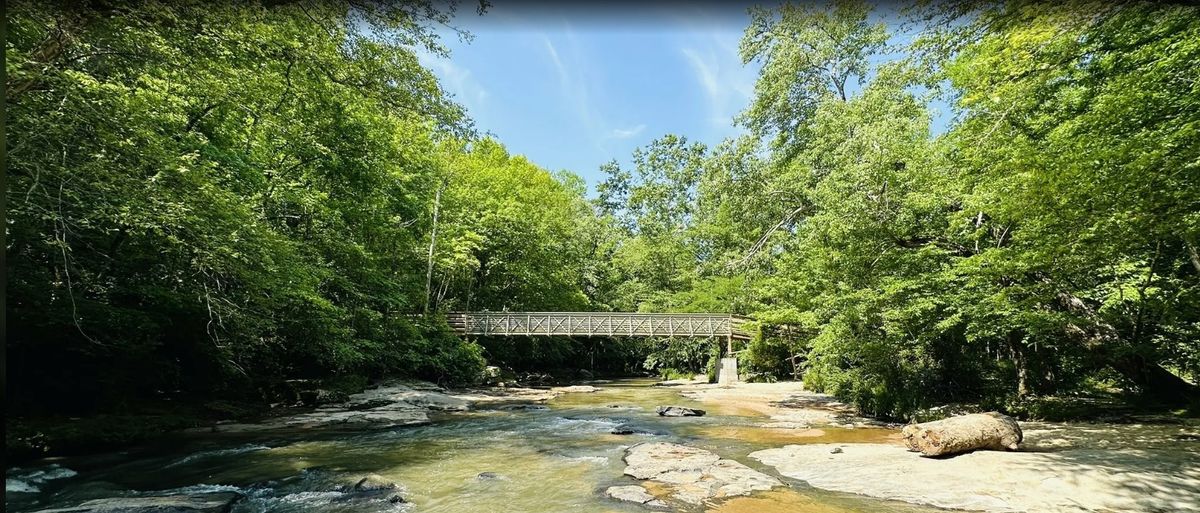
[924,0,1200,403]
[5,0,487,413]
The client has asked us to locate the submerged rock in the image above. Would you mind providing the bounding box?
[497,404,549,411]
[334,474,405,504]
[30,492,242,513]
[656,406,705,417]
[476,472,504,480]
[350,474,397,492]
[605,485,668,508]
[551,385,599,394]
[621,442,781,504]
[610,424,664,436]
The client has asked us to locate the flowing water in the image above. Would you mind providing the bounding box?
[6,380,949,513]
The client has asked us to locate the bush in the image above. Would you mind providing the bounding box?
[643,338,712,377]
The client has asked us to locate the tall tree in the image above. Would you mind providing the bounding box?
[922,0,1200,402]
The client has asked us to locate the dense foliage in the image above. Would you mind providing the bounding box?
[4,0,603,415]
[6,0,1198,427]
[599,0,1200,417]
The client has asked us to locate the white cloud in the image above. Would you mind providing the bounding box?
[608,123,646,139]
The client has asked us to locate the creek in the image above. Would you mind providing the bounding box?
[0,379,1048,513]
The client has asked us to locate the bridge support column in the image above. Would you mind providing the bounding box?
[718,357,739,387]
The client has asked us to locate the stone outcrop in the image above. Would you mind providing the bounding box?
[621,442,781,504]
[198,379,599,433]
[902,412,1022,456]
[655,406,705,417]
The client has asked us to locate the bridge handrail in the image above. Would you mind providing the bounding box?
[447,311,751,319]
[446,311,751,339]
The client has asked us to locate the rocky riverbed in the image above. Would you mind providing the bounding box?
[622,380,1200,512]
[7,378,1199,513]
[194,380,597,433]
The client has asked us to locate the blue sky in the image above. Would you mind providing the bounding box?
[417,3,948,192]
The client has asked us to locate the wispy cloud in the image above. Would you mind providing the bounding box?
[415,48,490,119]
[542,28,608,149]
[543,36,568,88]
[680,33,756,128]
[682,48,720,106]
[608,123,646,139]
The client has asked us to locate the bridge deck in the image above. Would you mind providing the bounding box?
[447,312,751,339]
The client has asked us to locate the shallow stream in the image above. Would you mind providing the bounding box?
[6,380,954,513]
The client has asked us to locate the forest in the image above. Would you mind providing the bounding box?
[6,0,1199,456]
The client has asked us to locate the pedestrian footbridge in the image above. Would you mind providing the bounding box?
[446,312,751,340]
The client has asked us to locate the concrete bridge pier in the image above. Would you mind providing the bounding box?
[717,357,739,387]
[717,334,739,387]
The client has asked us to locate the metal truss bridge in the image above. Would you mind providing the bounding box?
[447,312,751,340]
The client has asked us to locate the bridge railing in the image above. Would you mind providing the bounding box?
[446,312,751,339]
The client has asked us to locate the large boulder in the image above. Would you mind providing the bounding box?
[350,474,397,492]
[621,442,781,504]
[902,412,1022,457]
[655,406,705,417]
[483,366,503,384]
[30,492,242,513]
[337,474,405,504]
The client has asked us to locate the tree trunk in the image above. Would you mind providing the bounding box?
[423,182,444,314]
[902,412,1023,457]
[1058,290,1199,405]
[1008,332,1030,398]
[1186,239,1200,274]
[1108,352,1199,405]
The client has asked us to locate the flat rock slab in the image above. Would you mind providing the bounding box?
[605,485,668,508]
[750,443,1200,513]
[551,385,599,393]
[200,381,573,433]
[622,442,781,505]
[346,385,470,411]
[30,492,242,513]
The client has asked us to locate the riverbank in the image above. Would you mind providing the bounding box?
[644,380,1200,512]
